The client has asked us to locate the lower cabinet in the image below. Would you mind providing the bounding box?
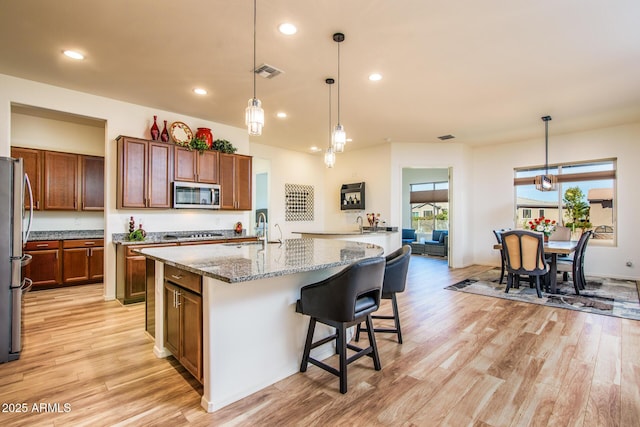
[24,239,103,288]
[117,243,178,304]
[62,239,104,284]
[164,265,202,383]
[23,240,62,287]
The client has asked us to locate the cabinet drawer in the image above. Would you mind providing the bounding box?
[164,265,201,295]
[24,240,59,250]
[63,239,104,248]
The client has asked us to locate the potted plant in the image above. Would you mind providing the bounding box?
[189,136,210,153]
[212,139,237,154]
[563,186,592,238]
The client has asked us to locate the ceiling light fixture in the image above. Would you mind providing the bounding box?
[193,88,207,95]
[324,78,336,168]
[63,50,84,60]
[331,32,346,153]
[278,23,297,35]
[245,0,264,136]
[276,112,287,118]
[368,73,382,81]
[534,115,557,191]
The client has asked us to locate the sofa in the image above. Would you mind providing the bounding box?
[411,229,448,257]
[401,228,416,245]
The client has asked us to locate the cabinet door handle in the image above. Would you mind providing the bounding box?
[36,243,49,248]
[175,290,181,307]
[84,241,96,245]
[170,274,183,281]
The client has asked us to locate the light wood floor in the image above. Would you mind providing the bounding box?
[1,256,639,426]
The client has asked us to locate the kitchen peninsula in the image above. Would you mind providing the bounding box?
[137,238,384,412]
[294,228,400,255]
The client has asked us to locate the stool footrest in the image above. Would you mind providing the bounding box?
[310,333,337,350]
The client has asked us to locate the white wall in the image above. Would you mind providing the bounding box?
[250,143,326,239]
[0,73,251,300]
[471,122,640,280]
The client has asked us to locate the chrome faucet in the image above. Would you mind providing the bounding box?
[356,215,363,233]
[257,212,268,243]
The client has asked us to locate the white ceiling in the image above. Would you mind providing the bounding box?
[1,0,639,153]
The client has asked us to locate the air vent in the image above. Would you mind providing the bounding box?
[254,63,284,79]
[437,134,455,141]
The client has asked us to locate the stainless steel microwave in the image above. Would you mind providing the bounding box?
[173,181,221,209]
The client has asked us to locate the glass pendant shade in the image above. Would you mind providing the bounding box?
[324,147,336,168]
[245,98,264,136]
[332,124,346,153]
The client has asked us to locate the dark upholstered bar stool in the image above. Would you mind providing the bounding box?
[355,245,411,344]
[296,257,385,394]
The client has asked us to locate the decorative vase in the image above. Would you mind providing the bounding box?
[160,120,170,142]
[150,115,160,141]
[544,234,549,243]
[196,127,213,148]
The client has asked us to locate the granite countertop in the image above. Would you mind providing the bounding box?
[137,238,384,283]
[293,227,398,236]
[112,230,257,246]
[29,229,105,241]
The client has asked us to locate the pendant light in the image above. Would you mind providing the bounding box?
[324,78,336,168]
[331,33,346,153]
[534,115,557,191]
[245,0,264,136]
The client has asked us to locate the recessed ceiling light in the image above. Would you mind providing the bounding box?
[276,112,287,118]
[310,146,322,152]
[368,73,382,81]
[63,50,84,60]
[193,88,207,95]
[346,138,353,142]
[278,23,297,35]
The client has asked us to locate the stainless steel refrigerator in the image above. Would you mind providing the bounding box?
[1,156,33,363]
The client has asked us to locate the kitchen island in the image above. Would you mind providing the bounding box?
[137,238,384,412]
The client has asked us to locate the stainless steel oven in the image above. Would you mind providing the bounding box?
[173,181,221,209]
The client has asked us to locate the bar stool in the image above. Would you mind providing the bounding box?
[296,256,385,394]
[355,245,411,344]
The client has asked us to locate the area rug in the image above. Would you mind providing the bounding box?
[446,268,640,321]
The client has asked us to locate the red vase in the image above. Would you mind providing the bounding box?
[196,127,213,148]
[160,120,169,142]
[150,115,160,140]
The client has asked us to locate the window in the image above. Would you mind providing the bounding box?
[410,181,449,232]
[514,159,616,243]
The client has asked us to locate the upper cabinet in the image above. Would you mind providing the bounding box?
[174,146,219,184]
[117,136,172,209]
[11,147,41,210]
[43,151,78,210]
[219,153,252,210]
[81,155,105,210]
[11,148,104,211]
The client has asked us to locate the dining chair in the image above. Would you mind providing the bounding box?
[557,230,593,294]
[493,228,510,284]
[501,230,549,298]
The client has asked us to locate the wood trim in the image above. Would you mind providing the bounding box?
[514,170,616,186]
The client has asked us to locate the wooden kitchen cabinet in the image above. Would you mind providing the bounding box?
[117,136,172,208]
[117,243,178,304]
[174,146,219,184]
[43,151,78,210]
[164,265,203,382]
[81,155,104,210]
[11,147,41,210]
[219,153,252,210]
[62,239,104,284]
[23,240,61,287]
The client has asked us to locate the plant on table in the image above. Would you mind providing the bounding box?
[527,216,557,237]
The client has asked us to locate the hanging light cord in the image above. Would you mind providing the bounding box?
[329,81,332,145]
[543,116,551,175]
[252,0,257,100]
[336,42,341,124]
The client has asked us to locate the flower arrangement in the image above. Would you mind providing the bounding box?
[527,216,556,237]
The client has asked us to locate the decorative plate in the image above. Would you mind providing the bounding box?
[170,121,193,144]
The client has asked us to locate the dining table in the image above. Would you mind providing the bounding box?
[493,240,578,294]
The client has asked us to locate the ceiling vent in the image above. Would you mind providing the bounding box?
[254,63,283,79]
[437,134,455,141]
